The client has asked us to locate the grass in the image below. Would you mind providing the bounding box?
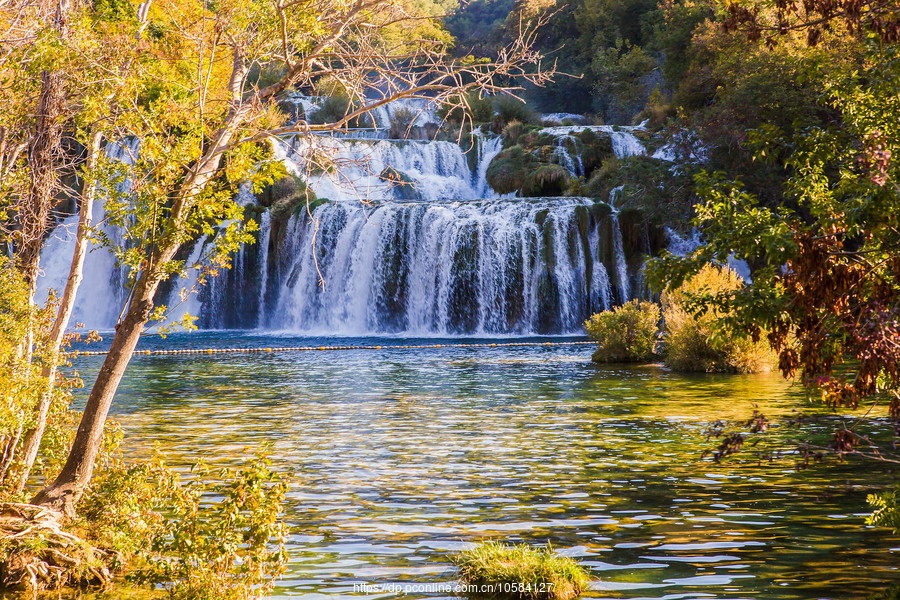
[453,541,591,600]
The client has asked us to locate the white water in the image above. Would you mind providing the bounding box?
[161,237,207,327]
[36,139,138,330]
[540,125,646,159]
[38,98,650,334]
[262,198,618,335]
[553,135,584,177]
[278,137,485,202]
[609,186,631,302]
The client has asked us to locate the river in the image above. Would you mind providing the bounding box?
[54,332,900,599]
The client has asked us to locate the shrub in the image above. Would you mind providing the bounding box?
[868,488,900,533]
[522,164,570,197]
[585,300,660,363]
[454,541,590,600]
[493,95,539,127]
[307,94,373,128]
[486,146,535,195]
[662,264,777,373]
[77,459,178,564]
[438,91,494,124]
[502,120,525,145]
[135,456,288,600]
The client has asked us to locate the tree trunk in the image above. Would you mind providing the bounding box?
[30,273,160,514]
[31,91,247,514]
[15,132,102,494]
[16,71,67,298]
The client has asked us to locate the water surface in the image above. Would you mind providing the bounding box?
[69,332,900,599]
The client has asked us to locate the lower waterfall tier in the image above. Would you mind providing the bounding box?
[201,198,656,335]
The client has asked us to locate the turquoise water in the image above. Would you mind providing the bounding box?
[68,332,900,599]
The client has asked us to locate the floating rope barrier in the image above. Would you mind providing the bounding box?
[72,340,597,357]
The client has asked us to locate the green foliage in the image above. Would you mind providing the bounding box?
[867,488,900,533]
[585,300,660,363]
[591,43,655,124]
[662,264,777,374]
[307,94,373,128]
[77,460,178,564]
[438,91,495,125]
[651,39,900,412]
[486,145,535,195]
[454,541,591,600]
[522,164,569,197]
[135,456,288,600]
[445,0,514,56]
[573,129,614,175]
[586,155,694,228]
[493,95,539,127]
[0,258,80,496]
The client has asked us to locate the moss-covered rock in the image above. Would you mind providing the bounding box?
[576,129,615,175]
[260,175,318,244]
[522,164,570,197]
[486,145,535,195]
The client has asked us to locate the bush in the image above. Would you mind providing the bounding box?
[522,164,570,197]
[493,95,539,127]
[454,541,590,600]
[486,145,535,195]
[77,460,178,564]
[585,300,660,363]
[662,264,777,373]
[307,94,373,128]
[135,456,288,600]
[868,488,900,533]
[438,91,494,124]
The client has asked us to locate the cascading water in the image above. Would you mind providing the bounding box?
[256,198,622,335]
[473,132,505,198]
[39,99,653,334]
[608,186,631,302]
[552,135,584,177]
[541,125,647,160]
[36,139,138,330]
[280,136,484,202]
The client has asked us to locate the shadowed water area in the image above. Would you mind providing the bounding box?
[38,332,899,599]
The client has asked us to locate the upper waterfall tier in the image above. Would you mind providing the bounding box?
[277,133,504,203]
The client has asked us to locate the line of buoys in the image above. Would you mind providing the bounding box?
[71,340,597,357]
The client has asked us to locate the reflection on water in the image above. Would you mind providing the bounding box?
[64,333,900,598]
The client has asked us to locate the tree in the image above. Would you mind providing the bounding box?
[10,0,550,514]
[647,16,900,459]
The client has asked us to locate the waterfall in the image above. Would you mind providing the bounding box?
[160,236,208,327]
[278,136,484,202]
[36,138,139,330]
[369,97,441,132]
[553,135,584,177]
[609,186,631,303]
[473,132,504,197]
[541,125,646,159]
[256,210,271,328]
[36,98,656,334]
[246,198,616,335]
